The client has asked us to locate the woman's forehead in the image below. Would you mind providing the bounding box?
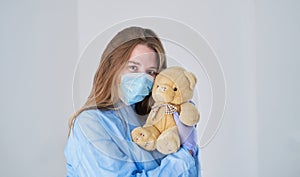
[129,44,158,69]
[130,44,155,58]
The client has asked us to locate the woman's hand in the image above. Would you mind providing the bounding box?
[173,112,198,157]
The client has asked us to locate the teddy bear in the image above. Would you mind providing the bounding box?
[131,66,200,155]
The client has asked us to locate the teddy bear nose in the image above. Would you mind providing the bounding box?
[159,86,167,92]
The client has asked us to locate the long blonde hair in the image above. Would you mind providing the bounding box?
[68,26,167,136]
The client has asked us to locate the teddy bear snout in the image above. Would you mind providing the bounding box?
[154,84,175,102]
[158,85,172,93]
[159,86,167,92]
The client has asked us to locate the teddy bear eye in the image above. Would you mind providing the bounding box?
[156,85,159,88]
[173,87,177,91]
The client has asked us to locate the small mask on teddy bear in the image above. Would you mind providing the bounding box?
[131,66,200,155]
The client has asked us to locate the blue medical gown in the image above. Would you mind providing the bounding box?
[64,106,201,177]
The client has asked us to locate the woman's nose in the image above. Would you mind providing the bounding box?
[139,68,147,74]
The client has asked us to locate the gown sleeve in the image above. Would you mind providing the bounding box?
[64,110,200,177]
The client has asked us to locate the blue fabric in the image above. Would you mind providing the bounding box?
[119,73,154,105]
[64,105,201,177]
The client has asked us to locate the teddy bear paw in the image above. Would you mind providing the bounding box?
[131,127,157,151]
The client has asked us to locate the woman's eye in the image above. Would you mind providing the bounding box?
[128,65,137,72]
[148,70,157,77]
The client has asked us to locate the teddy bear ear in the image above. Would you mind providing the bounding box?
[184,71,197,90]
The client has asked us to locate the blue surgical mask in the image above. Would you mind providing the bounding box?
[119,73,154,105]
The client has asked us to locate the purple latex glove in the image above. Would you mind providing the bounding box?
[173,112,198,157]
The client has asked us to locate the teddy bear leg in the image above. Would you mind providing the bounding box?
[156,126,180,154]
[131,126,160,151]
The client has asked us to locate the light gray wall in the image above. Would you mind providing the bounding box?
[0,0,78,177]
[256,0,300,176]
[0,0,299,177]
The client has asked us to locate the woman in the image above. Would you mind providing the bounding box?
[64,26,201,177]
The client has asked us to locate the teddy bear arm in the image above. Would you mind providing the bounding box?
[179,102,200,126]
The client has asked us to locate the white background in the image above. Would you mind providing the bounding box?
[0,0,299,177]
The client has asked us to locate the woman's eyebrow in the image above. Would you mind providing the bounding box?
[148,66,158,70]
[128,61,141,66]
